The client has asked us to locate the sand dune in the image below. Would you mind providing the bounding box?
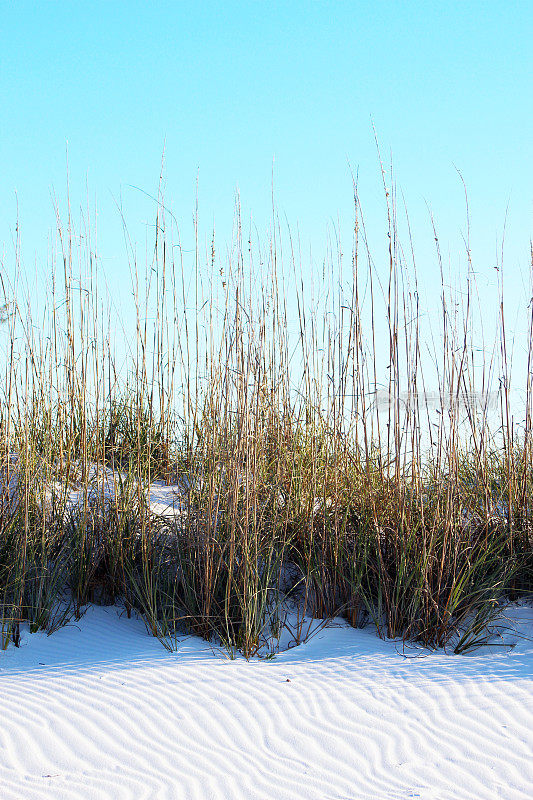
[1,605,532,800]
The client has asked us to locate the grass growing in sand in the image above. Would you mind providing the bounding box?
[0,170,531,658]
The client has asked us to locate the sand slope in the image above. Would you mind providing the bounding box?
[1,605,532,800]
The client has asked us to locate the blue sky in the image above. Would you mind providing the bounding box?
[0,1,531,336]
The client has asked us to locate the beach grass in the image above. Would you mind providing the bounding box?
[0,175,531,657]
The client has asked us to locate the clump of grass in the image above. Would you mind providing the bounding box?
[0,169,531,658]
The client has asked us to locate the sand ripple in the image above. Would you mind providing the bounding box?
[1,605,532,799]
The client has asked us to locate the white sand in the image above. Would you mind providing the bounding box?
[1,604,532,799]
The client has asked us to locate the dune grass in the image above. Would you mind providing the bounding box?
[0,176,531,658]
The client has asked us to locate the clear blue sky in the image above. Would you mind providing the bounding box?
[1,1,532,325]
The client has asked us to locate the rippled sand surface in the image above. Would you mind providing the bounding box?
[1,604,532,800]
